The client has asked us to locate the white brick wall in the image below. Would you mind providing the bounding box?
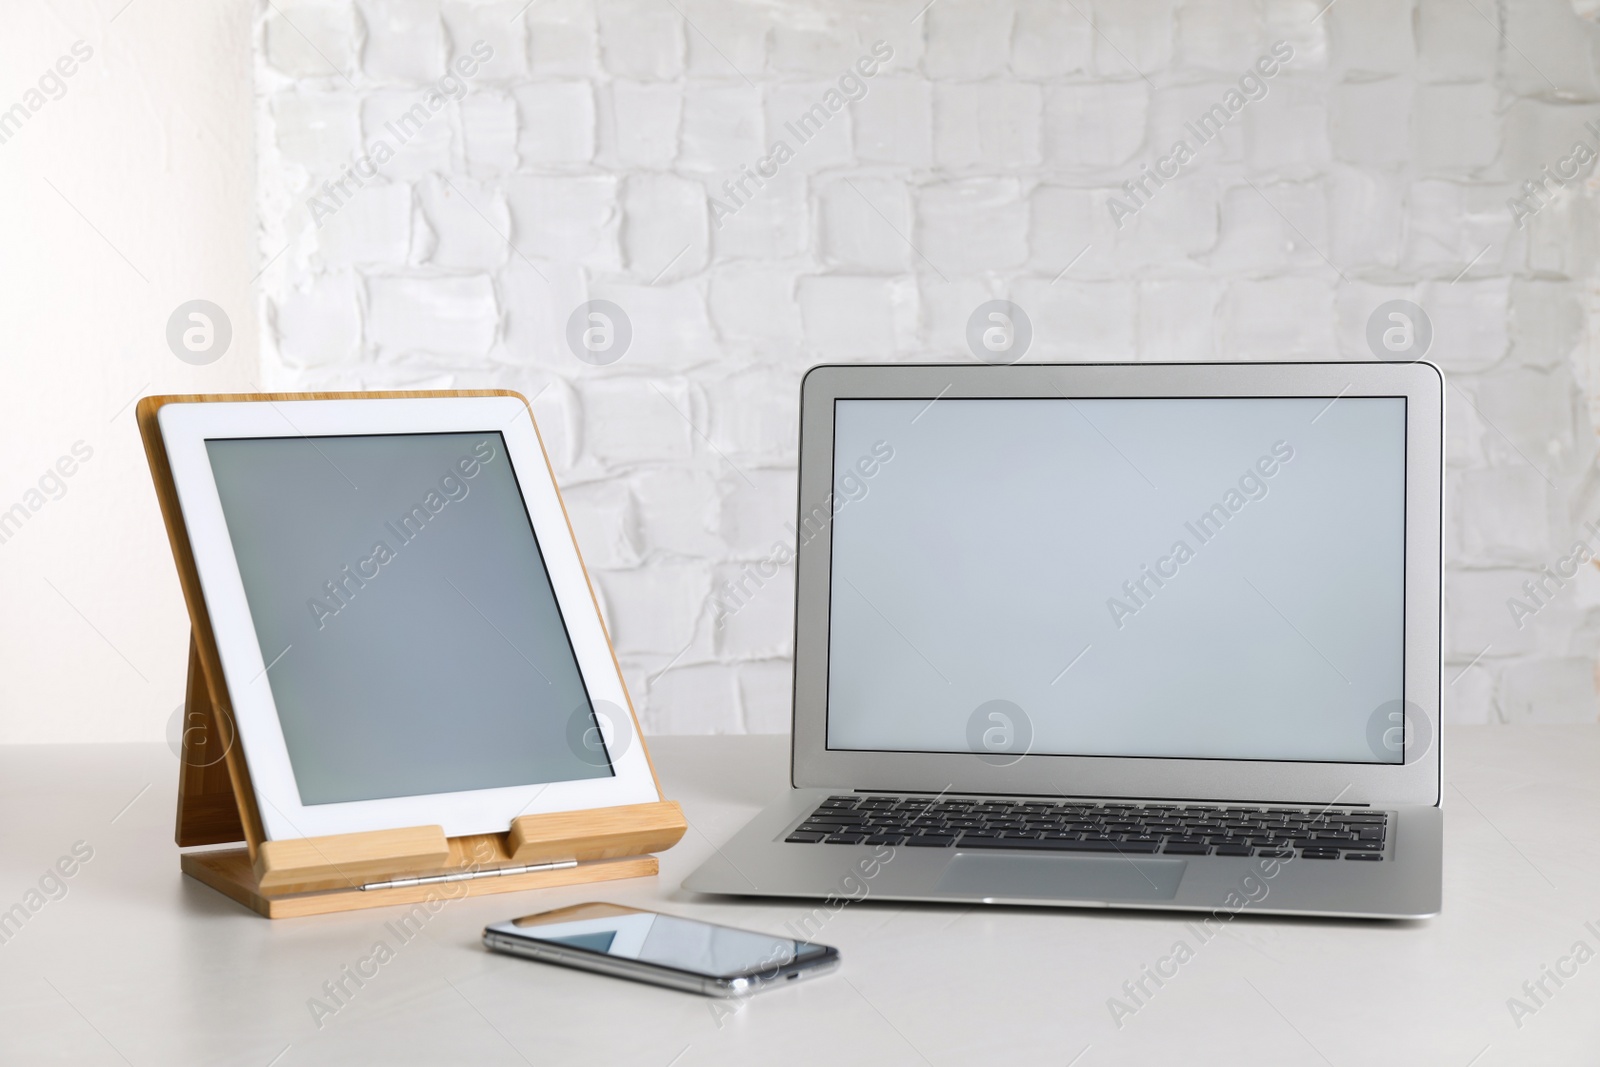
[256,0,1600,732]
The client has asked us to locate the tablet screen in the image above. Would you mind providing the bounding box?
[204,431,612,806]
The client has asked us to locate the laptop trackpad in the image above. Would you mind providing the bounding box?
[937,853,1185,902]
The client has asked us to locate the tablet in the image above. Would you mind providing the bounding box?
[157,394,661,840]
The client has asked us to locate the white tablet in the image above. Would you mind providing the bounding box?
[157,394,661,840]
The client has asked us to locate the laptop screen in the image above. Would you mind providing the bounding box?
[825,396,1408,765]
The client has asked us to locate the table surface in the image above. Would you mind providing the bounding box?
[2,727,1598,1066]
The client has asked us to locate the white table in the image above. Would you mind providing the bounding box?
[2,728,1597,1066]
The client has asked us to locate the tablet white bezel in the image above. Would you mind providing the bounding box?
[158,395,661,840]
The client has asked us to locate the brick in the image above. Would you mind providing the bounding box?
[1415,0,1499,82]
[643,661,741,733]
[366,275,498,357]
[514,82,595,164]
[1177,0,1266,72]
[682,84,765,172]
[1466,365,1579,467]
[357,0,446,82]
[1328,79,1411,167]
[764,84,853,172]
[1402,179,1513,274]
[768,25,862,76]
[633,467,722,557]
[1525,190,1600,281]
[1442,569,1540,658]
[503,175,620,268]
[1092,0,1175,77]
[1222,276,1337,359]
[496,260,588,369]
[714,562,795,660]
[578,376,695,465]
[1333,280,1412,360]
[1042,82,1149,169]
[1498,658,1598,724]
[526,0,600,76]
[264,1,359,79]
[527,374,582,472]
[718,467,798,558]
[441,1,530,81]
[917,178,1029,273]
[706,368,801,462]
[271,93,361,172]
[932,83,1042,172]
[1454,468,1550,563]
[361,91,454,179]
[272,274,361,366]
[1012,0,1094,78]
[1509,280,1584,370]
[1326,0,1414,75]
[924,0,1015,79]
[622,173,708,282]
[681,0,768,78]
[582,279,718,370]
[1416,277,1509,373]
[1138,277,1223,360]
[1146,83,1246,170]
[1499,100,1600,194]
[1261,0,1329,71]
[1210,179,1330,274]
[1114,173,1223,269]
[1500,0,1600,100]
[1245,77,1330,173]
[737,660,794,732]
[709,265,803,345]
[852,78,932,168]
[709,170,807,261]
[460,91,518,173]
[599,81,681,169]
[595,0,684,79]
[561,479,643,569]
[311,181,412,265]
[1326,166,1405,270]
[818,177,912,273]
[1010,278,1137,360]
[798,275,908,358]
[918,277,1006,357]
[416,176,509,269]
[596,562,706,655]
[1412,83,1499,173]
[1028,186,1109,277]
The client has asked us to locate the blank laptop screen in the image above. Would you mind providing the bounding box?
[825,397,1407,765]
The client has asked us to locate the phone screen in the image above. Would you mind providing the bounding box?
[492,904,832,979]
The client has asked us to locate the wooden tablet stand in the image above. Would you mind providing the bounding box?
[143,391,688,919]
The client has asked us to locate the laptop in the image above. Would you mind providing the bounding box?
[683,361,1443,920]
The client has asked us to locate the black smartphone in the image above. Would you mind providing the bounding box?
[484,902,840,997]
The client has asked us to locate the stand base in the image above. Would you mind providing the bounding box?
[182,849,659,919]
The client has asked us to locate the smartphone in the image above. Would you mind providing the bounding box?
[483,903,840,997]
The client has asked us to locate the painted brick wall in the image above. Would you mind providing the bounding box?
[255,0,1600,732]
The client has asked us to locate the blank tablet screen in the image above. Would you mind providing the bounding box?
[204,431,611,806]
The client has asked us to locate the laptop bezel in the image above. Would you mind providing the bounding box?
[790,361,1443,807]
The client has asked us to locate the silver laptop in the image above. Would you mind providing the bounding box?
[684,361,1443,920]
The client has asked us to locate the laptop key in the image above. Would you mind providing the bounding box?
[1164,843,1211,855]
[1300,848,1340,859]
[1213,844,1254,856]
[824,833,867,844]
[906,834,958,847]
[785,832,827,843]
[865,834,906,846]
[1345,853,1383,861]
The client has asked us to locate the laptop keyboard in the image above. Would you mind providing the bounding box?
[786,795,1389,860]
